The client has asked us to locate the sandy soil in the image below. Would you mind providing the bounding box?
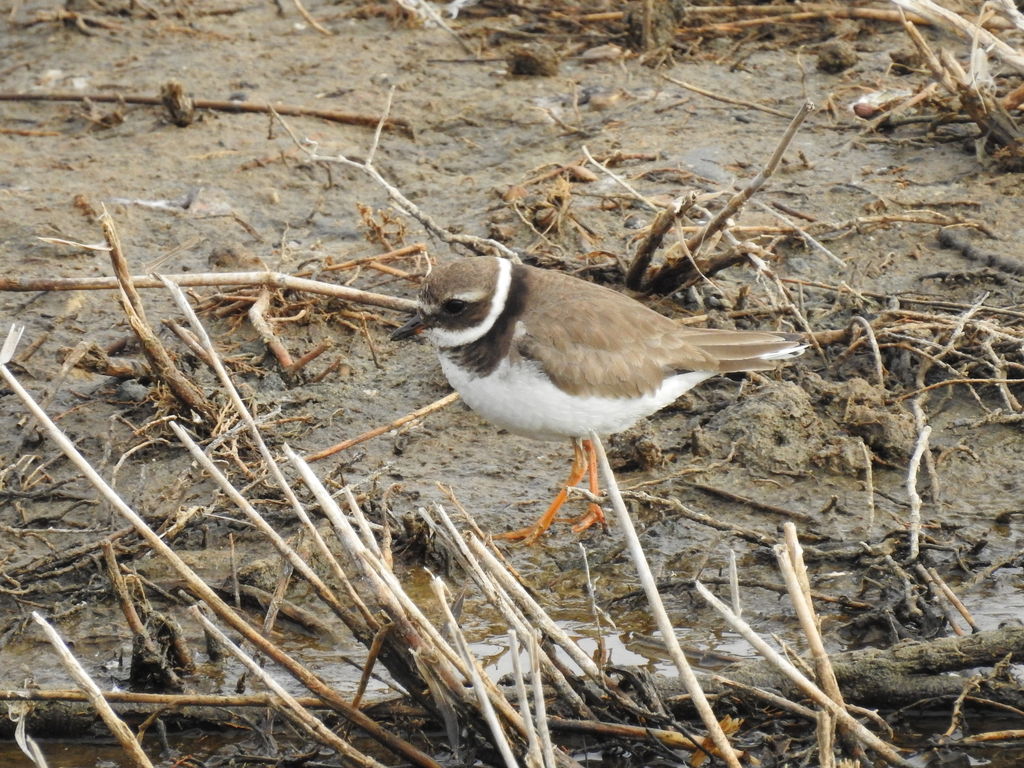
[2,1,1024,766]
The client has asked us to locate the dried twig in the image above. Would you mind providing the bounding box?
[581,144,657,210]
[0,270,416,312]
[776,525,852,757]
[275,91,519,261]
[852,316,885,387]
[32,612,155,768]
[103,209,214,422]
[248,289,294,369]
[647,102,815,293]
[589,432,742,768]
[625,192,696,290]
[661,74,792,118]
[914,564,967,636]
[0,89,411,134]
[905,402,931,561]
[305,392,460,462]
[694,582,912,766]
[752,199,844,267]
[431,578,519,768]
[290,0,331,34]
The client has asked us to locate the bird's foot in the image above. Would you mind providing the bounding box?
[570,502,607,533]
[494,524,548,545]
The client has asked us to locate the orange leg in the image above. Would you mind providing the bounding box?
[496,439,588,545]
[571,438,607,533]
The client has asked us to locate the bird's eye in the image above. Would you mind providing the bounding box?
[442,299,467,315]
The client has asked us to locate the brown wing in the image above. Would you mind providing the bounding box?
[512,266,800,398]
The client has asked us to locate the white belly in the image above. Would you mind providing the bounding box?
[439,355,715,441]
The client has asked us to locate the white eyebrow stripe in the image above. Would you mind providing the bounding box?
[428,258,512,349]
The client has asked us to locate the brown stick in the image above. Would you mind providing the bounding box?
[0,90,412,135]
[322,243,427,273]
[661,74,792,118]
[648,102,815,293]
[0,270,417,312]
[683,481,814,523]
[32,614,155,768]
[163,320,215,367]
[103,211,214,422]
[102,542,183,689]
[897,377,1018,401]
[283,339,333,375]
[549,717,701,751]
[0,688,328,707]
[625,193,696,290]
[306,392,460,462]
[248,289,294,368]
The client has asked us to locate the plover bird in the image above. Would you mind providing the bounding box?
[392,256,805,543]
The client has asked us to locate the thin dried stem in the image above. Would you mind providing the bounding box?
[852,316,885,386]
[581,144,657,210]
[32,612,154,768]
[248,289,294,368]
[0,90,411,133]
[661,73,793,118]
[927,567,979,631]
[646,102,815,293]
[190,608,389,768]
[906,402,932,561]
[915,564,967,635]
[306,392,460,461]
[290,0,331,34]
[728,550,742,617]
[0,270,416,311]
[507,630,545,768]
[432,578,520,768]
[777,525,848,750]
[686,101,814,254]
[588,432,742,768]
[526,632,557,768]
[694,581,912,766]
[274,107,519,261]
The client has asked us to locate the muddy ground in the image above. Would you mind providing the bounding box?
[2,1,1024,766]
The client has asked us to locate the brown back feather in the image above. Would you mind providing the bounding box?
[512,264,800,398]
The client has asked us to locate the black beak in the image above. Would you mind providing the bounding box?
[391,314,426,341]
